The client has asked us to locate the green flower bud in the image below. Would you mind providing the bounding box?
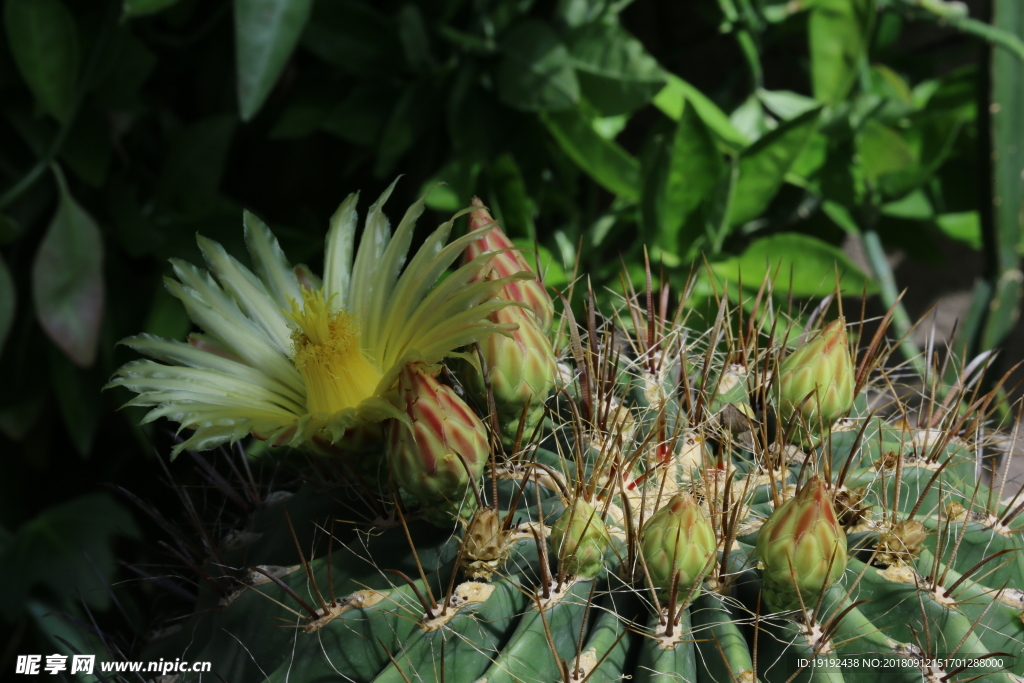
[639,493,717,599]
[756,476,848,612]
[387,362,488,525]
[775,318,854,430]
[465,302,556,442]
[550,499,611,578]
[463,198,555,331]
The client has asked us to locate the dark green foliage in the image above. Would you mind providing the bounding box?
[1,0,1023,675]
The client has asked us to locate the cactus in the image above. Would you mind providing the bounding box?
[118,189,1024,683]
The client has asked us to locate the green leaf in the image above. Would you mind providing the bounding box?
[0,254,13,357]
[490,153,536,240]
[642,100,724,256]
[3,0,79,123]
[567,23,665,116]
[397,3,434,73]
[58,103,112,187]
[809,0,874,106]
[555,0,611,27]
[122,0,180,18]
[0,493,140,620]
[234,0,314,121]
[936,212,982,250]
[421,157,481,213]
[91,30,157,109]
[31,168,104,368]
[652,74,748,148]
[301,1,401,73]
[730,95,770,141]
[373,81,438,178]
[155,115,237,211]
[757,88,820,120]
[856,119,916,183]
[727,108,822,227]
[711,233,877,296]
[49,346,100,458]
[0,214,19,244]
[321,82,397,146]
[496,20,579,112]
[881,190,933,220]
[542,108,640,200]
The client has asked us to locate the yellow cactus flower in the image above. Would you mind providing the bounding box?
[107,181,523,456]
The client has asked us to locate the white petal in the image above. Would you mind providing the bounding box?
[166,265,303,393]
[347,178,398,318]
[377,214,486,358]
[171,423,258,458]
[362,189,425,350]
[197,236,295,352]
[381,256,521,370]
[111,360,304,415]
[243,211,302,309]
[323,192,359,304]
[119,334,305,406]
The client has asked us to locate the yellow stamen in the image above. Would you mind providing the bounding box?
[285,288,382,415]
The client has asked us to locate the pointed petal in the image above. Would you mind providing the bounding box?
[347,178,398,316]
[164,267,303,393]
[323,192,359,303]
[363,189,426,350]
[120,334,305,406]
[197,235,295,352]
[109,360,305,415]
[243,211,302,309]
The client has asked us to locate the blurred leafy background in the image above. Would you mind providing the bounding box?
[0,0,1022,673]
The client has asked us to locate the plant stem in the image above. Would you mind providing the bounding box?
[860,228,926,376]
[884,0,1024,61]
[0,3,116,211]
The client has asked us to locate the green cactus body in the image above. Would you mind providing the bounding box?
[635,607,698,683]
[691,593,755,682]
[127,196,1024,683]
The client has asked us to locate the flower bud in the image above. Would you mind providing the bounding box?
[756,476,848,612]
[550,499,611,578]
[464,198,554,331]
[640,493,717,599]
[386,362,488,525]
[465,302,556,442]
[775,318,854,430]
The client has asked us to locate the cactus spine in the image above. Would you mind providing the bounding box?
[125,193,1024,683]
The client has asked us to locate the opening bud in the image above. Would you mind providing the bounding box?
[386,362,488,525]
[464,198,554,331]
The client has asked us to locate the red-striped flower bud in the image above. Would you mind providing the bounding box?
[756,475,848,612]
[387,362,488,525]
[464,198,554,331]
[775,318,854,431]
[465,301,556,443]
